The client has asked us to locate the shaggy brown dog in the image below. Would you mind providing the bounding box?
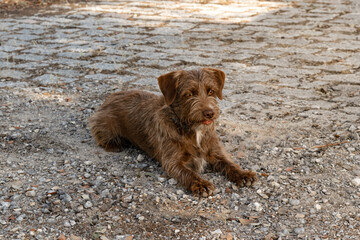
[89,68,257,196]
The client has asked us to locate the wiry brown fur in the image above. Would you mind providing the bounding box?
[89,68,257,196]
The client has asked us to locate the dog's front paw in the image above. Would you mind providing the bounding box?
[232,170,258,187]
[190,179,215,197]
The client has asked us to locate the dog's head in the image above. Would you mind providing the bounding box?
[158,68,225,127]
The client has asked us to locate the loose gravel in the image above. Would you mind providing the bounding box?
[1,0,360,239]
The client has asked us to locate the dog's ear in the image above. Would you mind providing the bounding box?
[158,71,182,105]
[203,68,225,100]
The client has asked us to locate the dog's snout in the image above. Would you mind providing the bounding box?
[203,109,215,119]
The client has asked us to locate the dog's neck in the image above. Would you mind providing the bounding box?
[166,105,197,135]
[169,107,191,134]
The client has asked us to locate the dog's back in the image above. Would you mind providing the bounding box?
[89,90,163,153]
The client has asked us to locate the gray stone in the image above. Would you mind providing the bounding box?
[57,51,92,59]
[168,178,177,185]
[88,62,126,71]
[0,81,29,88]
[33,74,75,86]
[122,195,133,203]
[0,70,26,80]
[349,125,356,132]
[290,199,300,206]
[132,77,158,87]
[14,54,45,62]
[294,227,305,234]
[12,34,40,41]
[157,177,166,183]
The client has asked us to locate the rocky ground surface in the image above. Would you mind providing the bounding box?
[1,0,360,239]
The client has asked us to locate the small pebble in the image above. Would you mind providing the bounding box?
[280,229,289,235]
[290,199,300,206]
[351,178,360,186]
[349,125,356,132]
[122,195,133,203]
[176,190,184,195]
[211,229,222,235]
[348,147,355,152]
[270,182,280,188]
[137,154,144,161]
[157,177,166,183]
[168,178,177,185]
[101,189,110,198]
[82,194,90,200]
[294,227,305,234]
[84,201,93,208]
[26,191,36,197]
[253,202,263,212]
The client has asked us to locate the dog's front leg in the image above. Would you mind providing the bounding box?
[207,144,257,187]
[162,155,215,197]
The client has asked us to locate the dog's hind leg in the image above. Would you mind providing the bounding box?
[89,113,125,152]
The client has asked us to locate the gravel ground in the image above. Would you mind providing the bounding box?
[1,0,360,239]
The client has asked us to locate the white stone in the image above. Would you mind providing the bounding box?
[254,202,263,212]
[122,195,133,203]
[211,229,222,235]
[137,154,144,161]
[84,201,93,208]
[168,178,177,185]
[157,177,166,183]
[82,194,90,200]
[349,125,356,132]
[351,178,360,186]
[176,190,184,195]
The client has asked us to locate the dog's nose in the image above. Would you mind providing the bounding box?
[203,109,215,119]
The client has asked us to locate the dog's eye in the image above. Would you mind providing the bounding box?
[208,89,214,96]
[187,92,193,97]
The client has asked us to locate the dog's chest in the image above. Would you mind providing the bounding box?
[195,129,203,148]
[191,126,209,172]
[195,125,207,148]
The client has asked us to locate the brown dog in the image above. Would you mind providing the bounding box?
[89,68,257,196]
